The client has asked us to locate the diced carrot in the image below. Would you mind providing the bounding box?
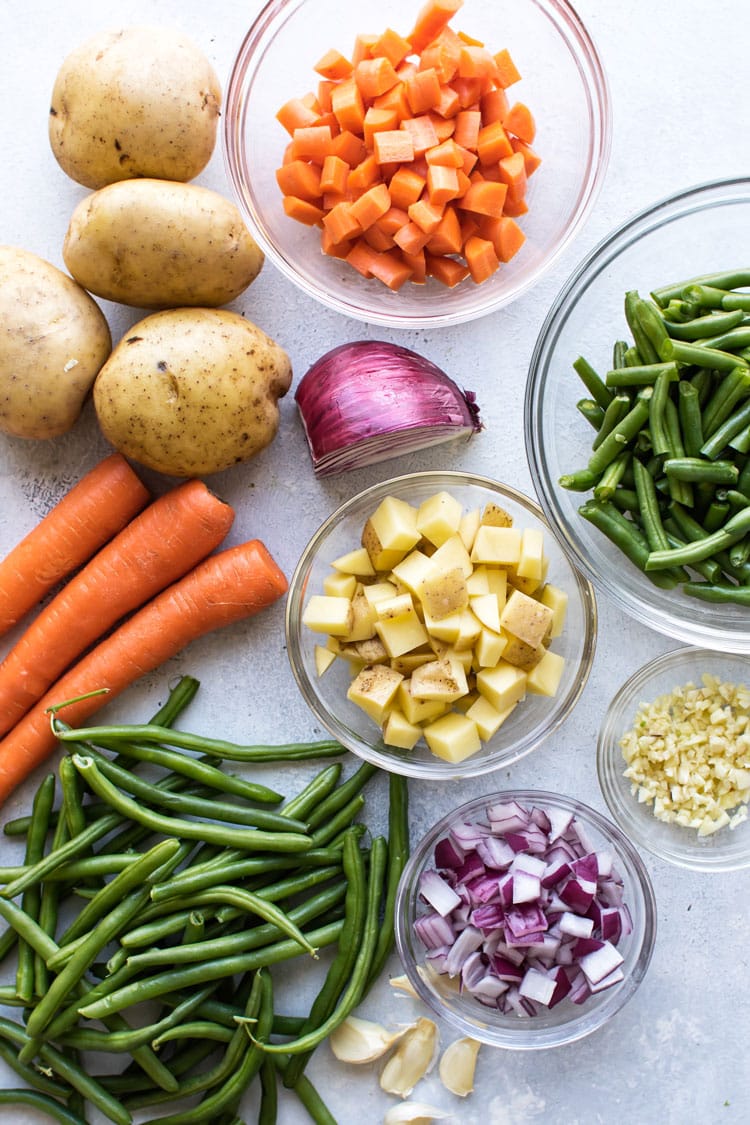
[455,168,472,196]
[425,204,462,255]
[322,191,351,211]
[331,78,365,134]
[464,234,500,283]
[355,56,401,99]
[352,33,378,65]
[458,179,508,218]
[372,82,411,119]
[396,59,419,82]
[510,137,542,175]
[321,228,354,258]
[494,47,522,87]
[363,106,400,149]
[319,154,350,195]
[458,211,480,247]
[426,163,460,205]
[455,143,478,175]
[322,200,362,245]
[407,197,444,234]
[419,27,463,83]
[283,195,326,225]
[503,101,536,144]
[290,124,333,163]
[476,121,513,165]
[345,238,377,277]
[408,0,464,54]
[276,97,319,136]
[367,247,414,290]
[372,130,415,165]
[498,150,528,203]
[425,251,469,287]
[317,80,335,114]
[425,138,463,167]
[371,27,413,68]
[400,115,440,156]
[452,75,491,107]
[364,224,397,252]
[393,220,431,255]
[480,87,510,125]
[388,167,426,209]
[348,153,380,191]
[376,206,411,236]
[348,181,392,230]
[402,248,427,284]
[427,112,456,142]
[457,44,498,81]
[452,108,481,150]
[330,130,367,166]
[502,194,529,217]
[489,214,526,261]
[405,67,442,114]
[275,159,322,201]
[434,83,461,119]
[315,48,354,81]
[457,29,484,48]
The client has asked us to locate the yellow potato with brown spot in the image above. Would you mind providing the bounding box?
[49,26,221,189]
[0,245,112,440]
[63,180,265,309]
[93,308,292,477]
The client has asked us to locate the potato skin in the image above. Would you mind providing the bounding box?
[93,309,292,477]
[63,180,265,310]
[0,246,112,440]
[49,27,221,189]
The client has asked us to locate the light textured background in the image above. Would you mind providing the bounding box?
[1,1,749,1122]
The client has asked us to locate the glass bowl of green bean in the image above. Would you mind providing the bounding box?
[597,646,750,872]
[526,176,750,653]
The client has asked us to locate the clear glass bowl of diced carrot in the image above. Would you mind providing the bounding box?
[285,471,597,780]
[223,0,611,328]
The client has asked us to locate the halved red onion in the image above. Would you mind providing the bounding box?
[295,341,483,476]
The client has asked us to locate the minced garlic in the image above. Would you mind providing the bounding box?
[619,673,750,836]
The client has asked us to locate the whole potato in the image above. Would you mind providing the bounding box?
[49,26,221,189]
[0,246,112,440]
[93,309,292,476]
[63,180,264,310]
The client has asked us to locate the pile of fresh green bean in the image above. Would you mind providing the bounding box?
[0,675,409,1124]
[560,269,750,604]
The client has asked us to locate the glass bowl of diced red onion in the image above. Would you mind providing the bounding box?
[394,789,656,1048]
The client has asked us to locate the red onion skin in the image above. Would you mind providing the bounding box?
[295,340,482,463]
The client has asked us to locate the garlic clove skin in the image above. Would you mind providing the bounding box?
[388,973,420,999]
[329,1015,414,1064]
[383,1102,451,1123]
[379,1016,439,1098]
[438,1036,481,1097]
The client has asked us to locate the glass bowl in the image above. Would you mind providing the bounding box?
[285,471,597,780]
[222,0,611,328]
[525,176,750,653]
[394,789,657,1049]
[597,646,750,872]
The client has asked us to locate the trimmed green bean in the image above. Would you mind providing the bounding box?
[60,985,216,1054]
[16,773,56,1004]
[366,773,409,989]
[677,381,704,456]
[149,674,200,727]
[0,1090,85,1125]
[153,1021,235,1048]
[587,391,653,475]
[558,468,600,492]
[632,458,670,551]
[646,505,750,570]
[593,451,631,501]
[625,290,661,364]
[700,397,750,459]
[0,812,121,899]
[259,1055,279,1125]
[605,362,676,387]
[699,326,750,352]
[592,393,631,451]
[305,762,378,831]
[150,846,342,904]
[572,355,612,409]
[664,307,745,340]
[660,337,749,373]
[282,764,342,821]
[664,457,739,484]
[683,581,750,604]
[651,270,750,307]
[310,793,366,847]
[647,368,672,456]
[578,501,680,589]
[577,398,605,429]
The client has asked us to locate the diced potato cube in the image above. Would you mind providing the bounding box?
[486,567,508,604]
[419,566,468,620]
[354,637,389,663]
[376,593,416,621]
[458,507,481,551]
[470,525,521,566]
[361,519,406,571]
[302,595,353,636]
[427,533,473,578]
[446,645,473,673]
[517,528,545,581]
[422,607,462,643]
[375,599,429,657]
[397,680,450,724]
[499,589,554,648]
[526,649,565,696]
[343,591,378,642]
[323,571,358,599]
[476,661,527,712]
[314,645,337,677]
[390,651,435,675]
[502,633,545,671]
[466,564,491,597]
[362,497,420,570]
[453,609,482,652]
[362,581,399,608]
[383,708,423,750]
[410,657,468,702]
[540,584,568,638]
[472,626,507,669]
[331,547,376,577]
[391,550,433,596]
[423,712,482,763]
[470,592,502,633]
[466,695,517,739]
[347,664,404,723]
[417,490,463,547]
[481,502,513,527]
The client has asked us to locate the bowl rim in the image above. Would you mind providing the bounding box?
[393,787,658,1049]
[524,175,750,652]
[221,0,613,328]
[284,470,598,780]
[596,644,750,873]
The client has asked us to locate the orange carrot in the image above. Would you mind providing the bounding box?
[0,539,288,805]
[290,124,333,163]
[355,57,400,99]
[348,182,391,229]
[275,160,322,201]
[0,454,149,638]
[476,120,513,164]
[363,106,400,148]
[388,167,426,209]
[493,47,522,88]
[276,97,319,135]
[459,178,508,217]
[464,234,500,283]
[283,195,326,225]
[314,48,354,81]
[0,480,234,738]
[319,153,350,195]
[409,0,464,54]
[498,150,528,204]
[372,130,415,165]
[372,27,413,68]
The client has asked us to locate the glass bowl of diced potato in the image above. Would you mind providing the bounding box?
[597,646,750,872]
[286,471,597,779]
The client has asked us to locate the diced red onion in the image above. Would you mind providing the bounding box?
[445,925,484,977]
[559,911,595,939]
[418,869,462,917]
[295,341,482,476]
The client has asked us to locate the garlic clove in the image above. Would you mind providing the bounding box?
[383,1102,451,1123]
[379,1016,439,1098]
[329,1015,413,1064]
[438,1036,481,1097]
[389,973,419,999]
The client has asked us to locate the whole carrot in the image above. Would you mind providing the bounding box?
[0,479,235,737]
[0,539,288,806]
[0,453,149,636]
